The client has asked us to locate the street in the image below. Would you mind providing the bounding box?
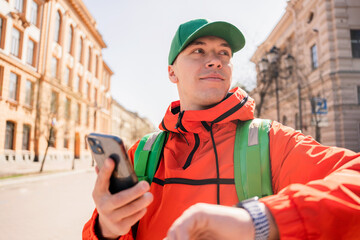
[0,170,97,240]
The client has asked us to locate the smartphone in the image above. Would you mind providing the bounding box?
[86,133,138,194]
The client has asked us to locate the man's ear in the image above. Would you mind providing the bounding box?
[168,65,178,83]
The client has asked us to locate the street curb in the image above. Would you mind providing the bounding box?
[0,167,95,188]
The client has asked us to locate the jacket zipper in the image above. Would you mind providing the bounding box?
[182,133,200,170]
[210,123,220,205]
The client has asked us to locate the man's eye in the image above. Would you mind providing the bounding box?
[193,49,204,54]
[220,50,230,56]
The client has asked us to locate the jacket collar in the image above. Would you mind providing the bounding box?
[159,87,255,134]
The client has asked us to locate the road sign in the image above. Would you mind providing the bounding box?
[311,98,328,115]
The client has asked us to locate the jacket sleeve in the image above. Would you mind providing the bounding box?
[260,121,360,239]
[82,141,141,240]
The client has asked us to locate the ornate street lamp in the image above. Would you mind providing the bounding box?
[256,46,295,123]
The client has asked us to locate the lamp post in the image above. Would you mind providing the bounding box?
[257,46,295,124]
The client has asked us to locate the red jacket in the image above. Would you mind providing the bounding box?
[83,88,360,239]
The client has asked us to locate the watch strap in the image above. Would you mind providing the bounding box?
[237,197,270,240]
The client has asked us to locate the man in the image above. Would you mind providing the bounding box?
[83,19,360,240]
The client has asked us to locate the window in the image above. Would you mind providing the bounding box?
[25,80,33,106]
[51,57,58,78]
[27,39,35,66]
[102,94,106,109]
[9,72,19,101]
[14,0,24,12]
[5,121,15,150]
[93,110,97,129]
[85,81,89,99]
[11,27,22,57]
[103,70,110,89]
[311,44,318,70]
[86,107,89,126]
[75,103,81,124]
[95,55,99,78]
[0,17,6,49]
[64,67,71,87]
[94,88,97,105]
[307,12,314,24]
[65,98,71,119]
[102,71,106,87]
[77,37,83,63]
[67,25,73,54]
[22,124,31,150]
[87,47,91,71]
[50,91,58,114]
[54,11,61,43]
[74,75,81,92]
[351,30,360,58]
[0,65,4,97]
[63,133,69,148]
[30,1,39,26]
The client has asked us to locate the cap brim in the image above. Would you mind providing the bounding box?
[179,21,245,55]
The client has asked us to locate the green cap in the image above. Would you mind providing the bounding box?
[168,19,245,65]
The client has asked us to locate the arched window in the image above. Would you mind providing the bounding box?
[67,25,73,54]
[77,37,83,63]
[54,11,61,43]
[5,121,16,150]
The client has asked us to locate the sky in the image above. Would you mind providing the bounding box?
[83,0,288,127]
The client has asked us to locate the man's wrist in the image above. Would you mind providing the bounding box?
[262,203,279,240]
[236,197,270,240]
[95,216,120,240]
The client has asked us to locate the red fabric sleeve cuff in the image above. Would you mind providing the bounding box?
[82,209,100,240]
[83,209,133,240]
[260,194,307,239]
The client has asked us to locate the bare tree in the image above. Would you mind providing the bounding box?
[39,91,58,173]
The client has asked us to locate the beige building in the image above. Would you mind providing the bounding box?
[111,99,155,149]
[0,0,112,164]
[251,0,360,152]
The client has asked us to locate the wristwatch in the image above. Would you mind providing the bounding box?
[236,197,270,240]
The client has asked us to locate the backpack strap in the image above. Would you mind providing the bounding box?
[134,131,168,184]
[234,118,273,201]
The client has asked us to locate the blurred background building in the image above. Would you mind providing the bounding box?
[111,99,155,148]
[251,0,360,152]
[0,0,153,171]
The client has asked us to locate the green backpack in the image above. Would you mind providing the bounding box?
[134,118,273,201]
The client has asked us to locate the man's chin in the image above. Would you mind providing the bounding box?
[198,96,228,110]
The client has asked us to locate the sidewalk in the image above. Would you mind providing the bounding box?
[0,157,95,185]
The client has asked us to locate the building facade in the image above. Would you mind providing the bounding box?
[0,0,112,165]
[111,99,155,149]
[251,0,360,152]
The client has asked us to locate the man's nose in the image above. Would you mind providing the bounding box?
[206,53,222,69]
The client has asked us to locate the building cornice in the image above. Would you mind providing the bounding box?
[250,2,295,63]
[0,52,41,79]
[68,0,107,48]
[103,61,114,75]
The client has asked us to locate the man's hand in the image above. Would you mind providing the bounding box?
[165,202,279,240]
[92,158,153,239]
